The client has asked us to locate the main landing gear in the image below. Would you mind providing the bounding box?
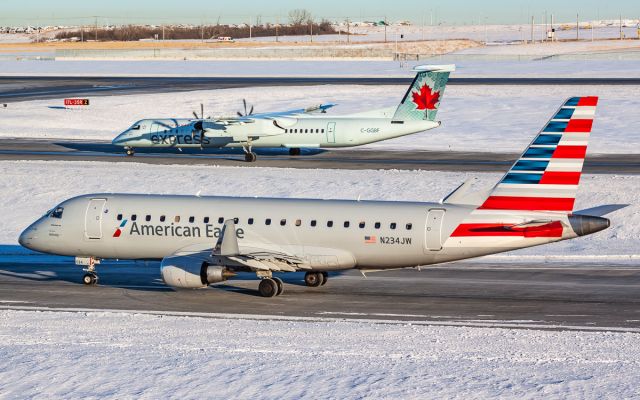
[125,147,135,157]
[258,276,284,297]
[304,271,328,287]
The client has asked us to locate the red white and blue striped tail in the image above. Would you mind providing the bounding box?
[480,96,598,212]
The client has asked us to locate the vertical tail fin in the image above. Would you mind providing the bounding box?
[392,64,455,122]
[479,96,598,213]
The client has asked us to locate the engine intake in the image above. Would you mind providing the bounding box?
[160,255,236,289]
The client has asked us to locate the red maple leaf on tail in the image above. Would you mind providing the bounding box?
[411,84,440,110]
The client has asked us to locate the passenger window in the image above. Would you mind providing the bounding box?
[160,215,166,222]
[189,216,195,223]
[344,221,350,228]
[327,221,333,227]
[310,220,317,227]
[145,215,151,222]
[305,129,308,133]
[117,214,122,221]
[218,217,224,224]
[321,129,325,133]
[248,218,254,225]
[285,129,288,133]
[131,214,137,221]
[406,223,413,230]
[174,216,180,223]
[204,217,210,223]
[316,129,319,133]
[234,217,239,224]
[265,218,272,225]
[390,223,396,230]
[295,219,301,226]
[359,221,365,228]
[374,222,381,229]
[280,219,287,226]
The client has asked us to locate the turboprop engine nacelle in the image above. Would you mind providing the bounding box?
[160,255,236,289]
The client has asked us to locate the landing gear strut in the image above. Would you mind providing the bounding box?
[79,256,100,285]
[125,147,135,157]
[304,271,328,287]
[243,143,257,162]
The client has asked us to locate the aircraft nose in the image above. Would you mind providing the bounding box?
[112,131,129,145]
[18,225,36,249]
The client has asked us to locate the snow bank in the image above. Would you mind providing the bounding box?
[0,160,636,257]
[1,84,638,154]
[0,309,638,399]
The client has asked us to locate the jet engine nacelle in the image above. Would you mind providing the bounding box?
[160,255,235,289]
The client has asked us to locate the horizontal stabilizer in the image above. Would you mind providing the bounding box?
[574,204,628,217]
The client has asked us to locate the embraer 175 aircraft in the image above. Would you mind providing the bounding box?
[111,65,454,162]
[20,96,610,297]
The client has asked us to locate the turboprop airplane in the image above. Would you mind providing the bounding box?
[111,65,455,162]
[20,96,612,297]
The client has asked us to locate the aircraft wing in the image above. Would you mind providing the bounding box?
[170,220,311,273]
[211,103,336,124]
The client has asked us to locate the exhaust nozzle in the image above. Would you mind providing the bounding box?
[568,214,610,237]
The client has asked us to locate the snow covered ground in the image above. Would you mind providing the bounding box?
[0,160,635,257]
[0,309,638,399]
[1,84,638,155]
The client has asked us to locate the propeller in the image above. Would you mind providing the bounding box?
[191,103,211,143]
[237,99,254,117]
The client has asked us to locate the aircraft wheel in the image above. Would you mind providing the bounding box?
[258,278,278,297]
[244,152,257,162]
[126,148,135,157]
[320,272,328,286]
[304,271,322,287]
[273,277,284,296]
[82,273,98,285]
[289,148,301,156]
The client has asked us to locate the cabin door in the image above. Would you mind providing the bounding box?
[85,198,107,240]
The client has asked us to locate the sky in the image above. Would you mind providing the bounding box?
[1,0,638,26]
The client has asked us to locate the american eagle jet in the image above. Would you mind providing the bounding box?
[21,96,611,297]
[111,65,455,162]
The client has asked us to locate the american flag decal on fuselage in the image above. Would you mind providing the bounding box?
[479,96,598,212]
[364,236,377,244]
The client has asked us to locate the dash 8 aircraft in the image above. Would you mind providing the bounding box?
[111,65,454,162]
[20,96,611,297]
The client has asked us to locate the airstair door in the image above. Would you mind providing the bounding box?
[424,209,446,252]
[326,122,336,143]
[85,198,107,240]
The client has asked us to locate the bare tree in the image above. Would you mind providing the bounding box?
[288,9,312,25]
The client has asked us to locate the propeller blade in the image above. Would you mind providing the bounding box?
[193,111,199,119]
[200,103,204,119]
[243,99,247,116]
[237,111,244,117]
[249,105,254,115]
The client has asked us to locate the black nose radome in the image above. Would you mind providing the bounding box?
[568,214,610,237]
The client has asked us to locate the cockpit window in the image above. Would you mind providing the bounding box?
[50,207,64,219]
[131,125,141,130]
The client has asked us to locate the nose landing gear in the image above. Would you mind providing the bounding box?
[125,147,135,157]
[77,256,100,285]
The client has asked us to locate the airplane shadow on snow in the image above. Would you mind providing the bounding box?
[55,141,327,159]
[0,246,343,296]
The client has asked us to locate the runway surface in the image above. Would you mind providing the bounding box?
[2,76,640,102]
[0,250,638,329]
[0,138,638,173]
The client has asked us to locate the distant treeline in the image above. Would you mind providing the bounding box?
[54,22,337,41]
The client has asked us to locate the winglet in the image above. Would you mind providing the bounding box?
[213,219,240,256]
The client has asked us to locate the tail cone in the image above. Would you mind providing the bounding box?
[568,215,610,237]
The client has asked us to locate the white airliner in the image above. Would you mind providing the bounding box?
[20,96,611,297]
[111,65,455,162]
